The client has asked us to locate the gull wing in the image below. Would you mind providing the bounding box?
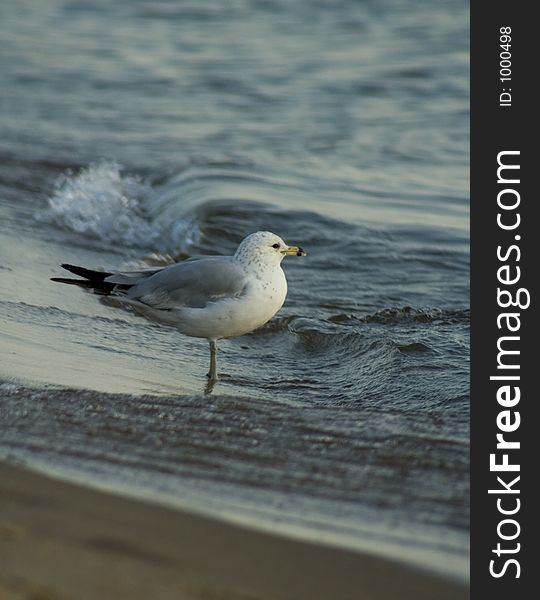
[121,256,249,309]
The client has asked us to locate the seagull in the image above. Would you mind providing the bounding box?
[51,231,306,391]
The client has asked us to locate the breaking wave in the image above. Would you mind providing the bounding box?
[39,162,199,254]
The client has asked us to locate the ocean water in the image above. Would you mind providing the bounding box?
[0,0,469,581]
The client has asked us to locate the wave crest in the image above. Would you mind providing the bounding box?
[40,162,199,253]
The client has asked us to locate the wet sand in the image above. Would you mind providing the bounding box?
[0,461,468,600]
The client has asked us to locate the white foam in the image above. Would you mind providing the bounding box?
[41,162,199,253]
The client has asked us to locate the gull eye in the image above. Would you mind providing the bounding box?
[272,243,280,249]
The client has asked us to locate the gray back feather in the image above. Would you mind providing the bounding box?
[119,256,248,309]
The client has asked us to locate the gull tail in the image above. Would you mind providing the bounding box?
[51,263,116,295]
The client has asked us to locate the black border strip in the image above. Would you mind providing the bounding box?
[471,2,537,597]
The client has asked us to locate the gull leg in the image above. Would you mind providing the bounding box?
[207,339,218,381]
[204,339,218,395]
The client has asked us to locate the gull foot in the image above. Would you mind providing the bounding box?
[204,376,218,395]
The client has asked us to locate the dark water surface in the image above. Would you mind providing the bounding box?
[0,0,469,580]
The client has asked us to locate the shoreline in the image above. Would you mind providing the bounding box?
[0,461,468,600]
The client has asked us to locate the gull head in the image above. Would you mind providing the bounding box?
[234,231,306,271]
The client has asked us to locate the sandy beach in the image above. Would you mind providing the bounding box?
[0,461,467,600]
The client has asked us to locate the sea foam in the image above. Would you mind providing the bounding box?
[41,162,198,253]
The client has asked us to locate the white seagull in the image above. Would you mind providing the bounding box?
[51,231,306,391]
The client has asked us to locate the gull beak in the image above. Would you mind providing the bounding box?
[282,246,307,257]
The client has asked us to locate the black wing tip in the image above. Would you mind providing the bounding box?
[52,266,117,295]
[50,276,91,286]
[59,263,87,276]
[60,263,86,272]
[59,263,112,280]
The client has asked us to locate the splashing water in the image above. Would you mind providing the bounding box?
[45,162,157,246]
[42,162,199,253]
